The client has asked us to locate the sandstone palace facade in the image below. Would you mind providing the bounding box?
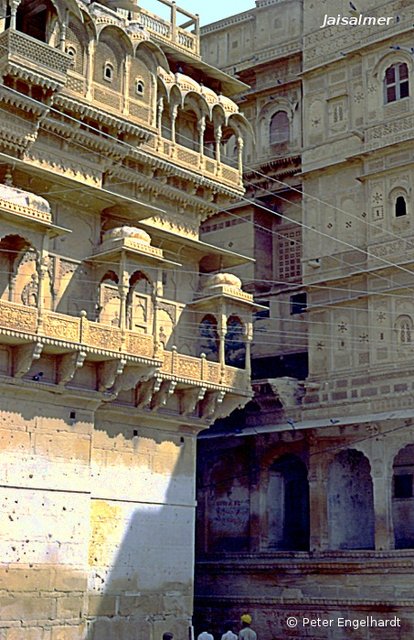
[0,1,255,638]
[196,1,414,638]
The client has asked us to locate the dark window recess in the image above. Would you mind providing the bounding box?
[394,474,413,499]
[395,196,407,217]
[255,301,270,319]
[290,292,307,314]
[252,352,308,380]
[269,111,290,144]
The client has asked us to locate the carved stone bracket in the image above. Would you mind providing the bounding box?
[98,358,127,392]
[13,342,43,378]
[151,379,177,411]
[136,378,156,409]
[215,393,251,421]
[113,364,158,395]
[200,390,226,420]
[58,350,87,386]
[179,386,207,416]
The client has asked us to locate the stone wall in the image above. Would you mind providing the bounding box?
[0,385,196,639]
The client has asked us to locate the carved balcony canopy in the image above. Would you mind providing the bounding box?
[193,273,257,310]
[87,225,181,267]
[0,183,69,237]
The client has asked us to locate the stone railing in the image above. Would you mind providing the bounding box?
[0,29,72,85]
[143,140,243,191]
[0,300,248,390]
[161,348,248,389]
[0,196,52,224]
[137,8,200,57]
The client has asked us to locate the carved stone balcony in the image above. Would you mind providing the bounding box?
[143,137,243,192]
[364,114,414,152]
[132,4,200,58]
[0,30,72,91]
[0,299,251,422]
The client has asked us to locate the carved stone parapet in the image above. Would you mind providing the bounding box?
[58,350,87,386]
[13,342,43,378]
[0,29,73,91]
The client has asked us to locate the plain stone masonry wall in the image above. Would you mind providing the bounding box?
[0,384,196,639]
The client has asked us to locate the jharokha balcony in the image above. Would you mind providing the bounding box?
[0,185,252,423]
[0,298,251,421]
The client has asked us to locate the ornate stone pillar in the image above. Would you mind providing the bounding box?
[171,1,177,40]
[157,96,164,134]
[237,135,244,174]
[308,441,331,551]
[8,274,17,303]
[214,125,222,165]
[59,12,68,51]
[217,312,227,372]
[118,255,129,332]
[123,54,131,114]
[86,40,96,101]
[171,104,178,144]
[244,321,253,381]
[36,236,50,321]
[370,437,393,550]
[198,115,206,156]
[10,0,19,30]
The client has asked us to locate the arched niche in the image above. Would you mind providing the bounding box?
[225,315,245,369]
[392,444,414,549]
[98,270,120,326]
[0,233,37,303]
[267,454,309,551]
[198,314,219,362]
[327,449,375,550]
[126,270,153,333]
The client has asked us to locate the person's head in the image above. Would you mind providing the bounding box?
[163,633,174,640]
[241,614,252,628]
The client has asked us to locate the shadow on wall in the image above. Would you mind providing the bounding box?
[0,373,196,640]
[85,419,195,640]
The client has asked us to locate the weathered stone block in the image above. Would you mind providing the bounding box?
[0,567,54,591]
[6,627,43,640]
[56,595,84,619]
[0,595,55,621]
[50,626,84,640]
[87,595,117,617]
[54,569,87,593]
[0,429,31,453]
[34,433,90,462]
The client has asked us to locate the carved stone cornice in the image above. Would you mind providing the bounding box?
[107,164,219,220]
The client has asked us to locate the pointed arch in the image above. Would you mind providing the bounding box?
[327,449,375,550]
